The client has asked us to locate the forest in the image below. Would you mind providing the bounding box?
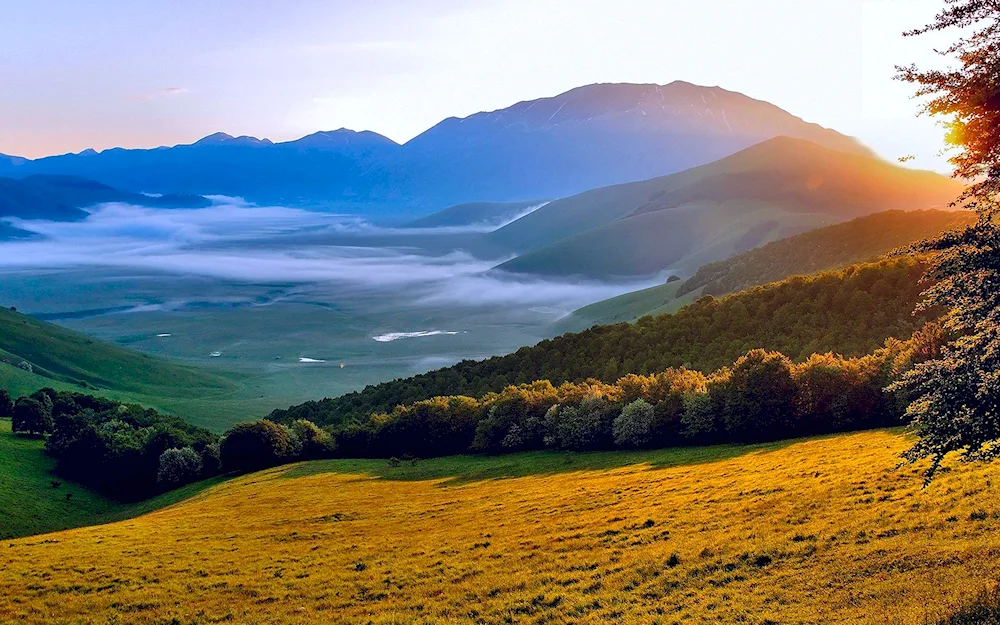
[271,257,934,428]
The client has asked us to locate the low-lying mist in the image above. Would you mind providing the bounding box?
[0,201,652,312]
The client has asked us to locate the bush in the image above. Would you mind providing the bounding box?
[220,420,291,473]
[613,399,656,448]
[12,396,53,436]
[157,447,203,486]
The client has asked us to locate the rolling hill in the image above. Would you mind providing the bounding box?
[2,429,997,623]
[677,208,974,297]
[405,200,545,229]
[0,419,224,540]
[0,306,232,396]
[569,208,973,328]
[493,137,964,279]
[270,257,932,428]
[0,83,872,211]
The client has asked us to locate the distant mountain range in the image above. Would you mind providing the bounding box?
[0,175,211,240]
[0,175,209,221]
[488,137,964,279]
[0,82,875,214]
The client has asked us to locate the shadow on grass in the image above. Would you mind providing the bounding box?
[281,431,882,487]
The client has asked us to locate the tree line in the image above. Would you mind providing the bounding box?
[0,317,944,499]
[270,257,934,429]
[319,328,942,459]
[0,388,331,500]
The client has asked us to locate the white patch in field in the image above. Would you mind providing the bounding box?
[372,330,460,342]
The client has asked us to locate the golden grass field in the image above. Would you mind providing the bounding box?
[3,430,1000,624]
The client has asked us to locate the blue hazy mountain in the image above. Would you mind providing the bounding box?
[0,174,211,222]
[0,82,873,213]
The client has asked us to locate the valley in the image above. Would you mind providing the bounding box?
[2,4,998,618]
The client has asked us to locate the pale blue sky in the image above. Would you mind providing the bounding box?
[0,0,955,172]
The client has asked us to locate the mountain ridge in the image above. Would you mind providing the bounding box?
[0,82,876,212]
[492,137,963,279]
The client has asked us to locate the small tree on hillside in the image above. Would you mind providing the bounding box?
[613,399,656,448]
[892,1,1000,479]
[11,396,53,436]
[288,419,334,459]
[0,390,13,419]
[157,447,203,487]
[712,350,798,442]
[219,420,291,473]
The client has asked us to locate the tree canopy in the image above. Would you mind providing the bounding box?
[894,1,1000,478]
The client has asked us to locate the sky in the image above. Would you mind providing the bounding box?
[0,0,958,172]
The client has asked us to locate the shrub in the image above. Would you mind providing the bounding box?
[157,447,203,486]
[12,396,53,436]
[613,399,656,448]
[219,420,291,473]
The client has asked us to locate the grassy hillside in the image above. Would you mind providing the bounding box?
[0,419,224,539]
[271,257,932,428]
[679,208,974,298]
[406,200,543,228]
[0,306,233,396]
[566,278,694,328]
[569,209,973,328]
[489,137,962,276]
[3,429,998,623]
[0,306,267,430]
[498,199,835,278]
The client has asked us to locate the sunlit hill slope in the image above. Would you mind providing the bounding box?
[3,430,999,624]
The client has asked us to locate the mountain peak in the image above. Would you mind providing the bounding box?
[193,132,271,147]
[285,129,399,150]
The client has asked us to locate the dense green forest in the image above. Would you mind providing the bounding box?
[324,334,937,459]
[679,209,973,297]
[271,257,933,428]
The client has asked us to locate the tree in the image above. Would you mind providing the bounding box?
[711,350,798,442]
[157,447,203,486]
[613,399,656,448]
[0,390,13,419]
[893,1,1000,479]
[288,419,335,459]
[11,397,53,436]
[219,420,291,473]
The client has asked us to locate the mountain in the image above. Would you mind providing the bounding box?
[566,208,974,329]
[0,83,873,212]
[0,174,211,222]
[405,200,546,229]
[0,131,400,209]
[493,137,964,279]
[270,257,930,428]
[0,153,27,168]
